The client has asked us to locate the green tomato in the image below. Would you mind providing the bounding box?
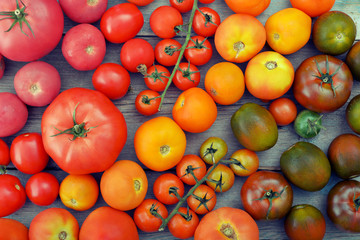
[346,41,360,81]
[346,94,360,134]
[199,136,228,165]
[294,110,325,139]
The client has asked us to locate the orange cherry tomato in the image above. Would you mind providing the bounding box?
[229,149,259,177]
[290,0,336,17]
[187,184,217,215]
[206,164,235,192]
[268,98,297,126]
[176,154,207,185]
[224,0,271,16]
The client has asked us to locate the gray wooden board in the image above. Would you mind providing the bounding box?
[1,0,360,239]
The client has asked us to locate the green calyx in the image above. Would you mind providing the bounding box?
[254,186,287,220]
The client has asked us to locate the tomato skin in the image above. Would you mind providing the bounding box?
[0,218,28,240]
[224,0,270,16]
[127,0,154,6]
[154,39,182,67]
[133,199,168,232]
[199,0,215,3]
[193,7,221,37]
[170,0,194,13]
[144,65,170,92]
[0,138,10,166]
[187,184,217,215]
[41,88,127,175]
[268,98,297,126]
[10,132,49,175]
[293,55,353,113]
[153,173,185,205]
[199,137,228,165]
[59,0,107,23]
[100,3,143,43]
[0,174,26,217]
[173,62,201,91]
[294,110,324,139]
[168,207,199,239]
[346,41,360,81]
[25,172,59,206]
[176,154,207,185]
[229,149,259,177]
[150,6,183,39]
[135,90,161,116]
[290,0,335,17]
[184,36,213,66]
[346,94,360,134]
[206,164,235,192]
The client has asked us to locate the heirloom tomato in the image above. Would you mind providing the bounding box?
[265,8,311,55]
[214,13,266,63]
[173,62,201,91]
[0,174,26,217]
[41,88,127,174]
[346,94,360,134]
[150,6,183,39]
[176,154,207,185]
[293,55,353,113]
[346,41,360,81]
[199,136,228,165]
[135,90,161,116]
[0,218,28,240]
[168,207,199,239]
[187,184,217,215]
[290,0,335,17]
[144,65,170,92]
[268,98,297,126]
[25,172,59,206]
[133,199,168,232]
[229,149,259,177]
[224,0,270,16]
[0,139,10,166]
[241,171,293,220]
[154,39,182,67]
[0,0,64,62]
[293,110,324,139]
[192,7,220,37]
[206,164,235,192]
[59,0,107,23]
[184,36,213,66]
[153,173,185,205]
[194,207,259,240]
[134,117,186,171]
[170,0,194,13]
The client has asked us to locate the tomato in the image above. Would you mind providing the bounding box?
[176,154,207,185]
[10,132,49,175]
[199,0,215,3]
[127,0,154,6]
[229,149,259,177]
[268,98,297,126]
[25,172,59,206]
[313,11,356,55]
[100,160,148,211]
[294,110,324,139]
[280,142,331,192]
[170,0,194,13]
[154,38,182,67]
[206,164,235,192]
[134,117,186,171]
[59,0,107,23]
[133,199,169,232]
[346,94,360,134]
[59,174,99,211]
[192,7,220,37]
[29,208,79,240]
[135,90,161,116]
[0,54,4,80]
[327,180,360,232]
[79,206,139,239]
[328,134,360,179]
[0,138,10,166]
[346,41,360,81]
[184,36,213,66]
[245,51,294,100]
[241,171,293,220]
[144,65,170,92]
[14,61,61,107]
[290,0,335,17]
[187,184,217,215]
[0,0,64,62]
[92,63,131,100]
[199,136,228,165]
[284,204,326,240]
[194,207,259,240]
[215,13,266,63]
[265,8,311,55]
[120,38,155,73]
[173,87,217,133]
[150,6,183,39]
[224,0,270,16]
[0,174,26,217]
[0,218,28,240]
[231,102,278,152]
[173,62,201,91]
[204,61,245,105]
[168,207,199,239]
[293,55,353,113]
[100,3,143,43]
[153,173,185,205]
[0,92,28,138]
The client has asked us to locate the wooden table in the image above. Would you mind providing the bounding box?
[2,0,360,239]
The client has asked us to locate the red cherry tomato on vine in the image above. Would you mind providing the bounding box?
[173,62,201,91]
[25,172,59,206]
[169,0,194,13]
[153,173,185,205]
[193,7,221,37]
[127,0,155,6]
[187,184,217,215]
[268,98,297,126]
[0,139,10,166]
[150,6,183,39]
[144,65,170,92]
[154,39,182,67]
[133,199,168,232]
[176,154,207,185]
[135,90,161,116]
[168,207,199,239]
[184,36,213,66]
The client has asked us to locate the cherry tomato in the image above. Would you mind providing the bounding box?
[135,90,161,116]
[173,62,201,91]
[25,172,59,206]
[206,164,235,192]
[0,174,26,217]
[199,136,228,165]
[192,7,221,37]
[199,0,215,3]
[184,36,213,66]
[154,39,182,67]
[127,0,154,6]
[150,6,183,39]
[229,149,259,177]
[176,154,207,185]
[0,138,10,166]
[268,98,297,126]
[144,65,170,92]
[133,199,168,232]
[168,207,199,239]
[153,173,185,205]
[170,0,194,13]
[187,184,217,215]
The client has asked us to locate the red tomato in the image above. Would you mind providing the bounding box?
[0,138,10,166]
[193,7,221,37]
[155,39,182,67]
[100,3,144,43]
[170,0,194,13]
[173,62,201,91]
[144,65,170,92]
[0,54,4,80]
[41,88,127,174]
[268,98,297,126]
[0,174,26,217]
[168,207,199,239]
[176,154,207,185]
[0,218,28,240]
[153,173,185,205]
[187,184,217,215]
[290,0,336,17]
[133,199,169,232]
[25,172,59,206]
[92,63,131,100]
[59,0,107,23]
[120,38,155,73]
[199,0,215,3]
[150,6,183,39]
[10,132,49,175]
[184,36,213,66]
[0,0,64,62]
[127,0,154,6]
[135,90,161,116]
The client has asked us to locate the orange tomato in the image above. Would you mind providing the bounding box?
[229,149,259,177]
[224,0,271,16]
[265,8,312,55]
[172,87,217,133]
[214,14,266,63]
[0,218,28,240]
[290,0,336,17]
[206,164,235,192]
[100,160,148,211]
[204,62,245,105]
[134,116,186,171]
[245,51,294,100]
[59,174,99,211]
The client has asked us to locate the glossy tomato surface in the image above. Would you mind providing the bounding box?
[0,174,26,217]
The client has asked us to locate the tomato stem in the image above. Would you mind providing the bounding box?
[253,186,288,220]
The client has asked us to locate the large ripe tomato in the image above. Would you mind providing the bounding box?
[59,0,107,23]
[100,160,148,211]
[41,88,127,174]
[268,98,297,126]
[150,6,183,39]
[290,0,335,17]
[135,89,161,116]
[168,207,199,239]
[100,3,143,43]
[133,199,169,232]
[25,172,59,206]
[184,36,213,66]
[153,173,185,205]
[194,207,259,240]
[154,38,182,67]
[293,55,353,113]
[0,218,28,240]
[327,180,360,232]
[346,41,360,81]
[192,7,220,37]
[224,0,270,16]
[265,8,311,55]
[0,138,10,166]
[214,14,266,63]
[241,171,293,220]
[245,51,294,100]
[173,62,201,91]
[176,154,207,185]
[0,174,26,217]
[187,184,217,215]
[0,0,64,62]
[134,117,186,171]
